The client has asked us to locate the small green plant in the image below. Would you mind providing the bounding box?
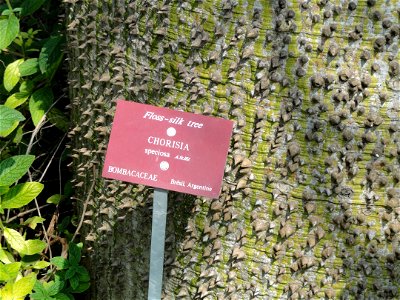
[0,155,47,299]
[31,243,90,299]
[0,0,89,299]
[0,154,89,299]
[0,0,67,140]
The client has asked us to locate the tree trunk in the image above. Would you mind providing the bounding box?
[66,0,400,299]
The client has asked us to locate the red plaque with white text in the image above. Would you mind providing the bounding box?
[102,100,233,198]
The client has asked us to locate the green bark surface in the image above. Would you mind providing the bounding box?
[66,0,400,299]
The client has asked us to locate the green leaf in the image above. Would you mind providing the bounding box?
[3,227,27,254]
[12,272,36,298]
[0,281,13,299]
[4,92,30,109]
[1,8,22,16]
[3,59,23,92]
[57,216,71,233]
[0,249,14,264]
[0,105,25,135]
[46,277,64,296]
[48,108,70,132]
[46,194,63,205]
[69,275,79,290]
[31,280,49,299]
[30,290,48,299]
[22,239,46,255]
[68,242,82,266]
[0,155,35,186]
[19,80,35,93]
[23,216,46,229]
[19,58,39,76]
[76,266,90,282]
[39,36,64,75]
[0,186,10,196]
[54,293,71,300]
[64,266,77,280]
[29,87,53,126]
[32,260,50,269]
[0,262,21,282]
[2,182,44,209]
[0,186,9,195]
[11,124,24,144]
[1,182,42,208]
[71,281,90,293]
[21,0,46,16]
[50,257,69,270]
[0,121,18,138]
[0,14,19,50]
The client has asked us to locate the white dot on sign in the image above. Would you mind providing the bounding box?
[167,127,176,137]
[160,161,169,171]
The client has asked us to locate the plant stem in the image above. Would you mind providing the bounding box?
[6,204,51,223]
[27,169,53,261]
[39,133,67,182]
[5,0,13,13]
[26,96,63,155]
[0,49,24,58]
[71,166,96,243]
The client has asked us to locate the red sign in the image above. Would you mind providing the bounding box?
[102,100,233,198]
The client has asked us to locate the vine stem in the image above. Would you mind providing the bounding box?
[71,166,96,243]
[0,49,24,58]
[5,0,13,12]
[27,170,53,261]
[25,96,64,156]
[23,97,65,262]
[39,133,67,182]
[25,116,47,156]
[6,204,51,223]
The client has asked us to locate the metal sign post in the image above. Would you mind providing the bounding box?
[148,189,168,300]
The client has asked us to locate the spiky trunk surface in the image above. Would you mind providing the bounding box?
[66,0,400,299]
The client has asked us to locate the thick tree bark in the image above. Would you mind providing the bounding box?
[66,0,399,299]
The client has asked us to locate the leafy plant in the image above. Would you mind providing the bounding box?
[0,155,46,298]
[0,0,68,141]
[31,243,90,300]
[0,0,90,299]
[0,155,42,299]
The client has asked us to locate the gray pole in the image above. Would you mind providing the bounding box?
[148,189,168,300]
